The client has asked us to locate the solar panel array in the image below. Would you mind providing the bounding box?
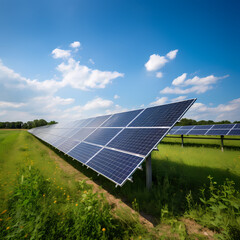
[28,99,196,186]
[168,123,240,136]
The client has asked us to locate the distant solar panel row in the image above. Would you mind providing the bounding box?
[168,123,240,136]
[28,99,196,186]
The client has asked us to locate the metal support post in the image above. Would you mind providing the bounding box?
[146,155,152,190]
[181,134,184,147]
[221,135,224,152]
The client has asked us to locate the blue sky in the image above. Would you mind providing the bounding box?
[0,0,239,122]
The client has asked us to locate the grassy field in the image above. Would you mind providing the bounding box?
[1,130,240,239]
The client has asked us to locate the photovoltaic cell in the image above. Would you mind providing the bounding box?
[107,128,168,155]
[87,148,143,185]
[193,125,210,130]
[212,124,233,129]
[228,129,240,136]
[130,99,194,127]
[187,129,208,135]
[85,115,111,127]
[57,138,80,153]
[180,126,194,129]
[68,142,101,164]
[102,109,142,127]
[52,137,68,147]
[174,129,191,135]
[85,128,122,146]
[233,124,240,129]
[207,129,229,135]
[71,128,96,141]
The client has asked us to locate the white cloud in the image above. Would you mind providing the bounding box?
[166,49,178,60]
[150,97,168,106]
[156,72,163,78]
[57,58,123,91]
[114,94,120,99]
[172,73,187,86]
[0,101,26,108]
[70,41,81,48]
[186,98,240,121]
[145,54,168,72]
[171,96,187,102]
[52,48,71,59]
[161,74,228,94]
[145,49,178,72]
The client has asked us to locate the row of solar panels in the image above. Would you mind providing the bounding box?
[168,123,240,136]
[29,99,196,186]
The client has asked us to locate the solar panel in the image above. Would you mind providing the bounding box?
[57,138,80,153]
[107,128,168,155]
[168,123,240,136]
[101,109,142,127]
[86,148,144,185]
[85,128,122,146]
[68,142,102,164]
[130,99,194,127]
[28,98,196,186]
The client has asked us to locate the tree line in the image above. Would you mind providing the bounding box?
[0,119,57,129]
[176,118,240,126]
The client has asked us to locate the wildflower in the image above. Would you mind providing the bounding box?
[6,217,11,221]
[63,193,66,195]
[102,228,106,232]
[75,203,78,206]
[6,226,10,230]
[0,219,2,221]
[1,210,7,215]
[43,194,45,197]
[84,191,87,194]
[25,234,28,238]
[54,200,57,204]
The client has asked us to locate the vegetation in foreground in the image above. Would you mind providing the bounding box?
[1,130,240,239]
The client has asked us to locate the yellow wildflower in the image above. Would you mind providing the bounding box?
[6,226,10,230]
[54,200,57,204]
[43,194,45,197]
[102,228,106,232]
[0,219,2,221]
[75,203,78,206]
[1,210,7,215]
[24,233,28,238]
[84,190,87,194]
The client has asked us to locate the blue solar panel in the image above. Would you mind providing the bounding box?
[228,129,240,136]
[71,128,96,141]
[86,148,143,185]
[57,138,80,153]
[193,125,210,130]
[187,129,208,135]
[52,137,68,147]
[85,115,111,127]
[107,128,168,155]
[234,124,240,129]
[129,99,195,127]
[85,128,122,146]
[212,124,234,129]
[180,126,194,129]
[174,129,191,135]
[207,129,229,135]
[102,109,142,127]
[68,142,101,164]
